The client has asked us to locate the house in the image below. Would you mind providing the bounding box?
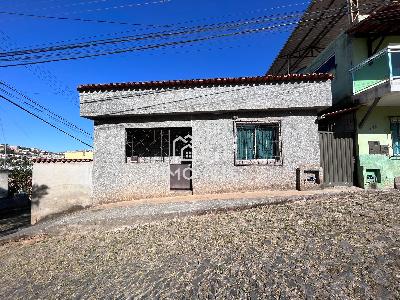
[78,74,333,203]
[268,0,400,189]
[64,151,94,160]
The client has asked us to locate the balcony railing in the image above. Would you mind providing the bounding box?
[350,45,400,95]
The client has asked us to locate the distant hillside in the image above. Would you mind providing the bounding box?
[0,145,63,170]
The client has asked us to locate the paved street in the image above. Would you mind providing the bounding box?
[0,191,399,299]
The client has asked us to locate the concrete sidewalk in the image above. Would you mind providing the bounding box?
[1,187,360,242]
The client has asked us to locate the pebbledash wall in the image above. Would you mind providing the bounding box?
[79,75,333,204]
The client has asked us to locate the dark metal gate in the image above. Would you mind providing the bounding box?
[319,131,354,186]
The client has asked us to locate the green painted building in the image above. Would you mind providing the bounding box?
[268,0,400,189]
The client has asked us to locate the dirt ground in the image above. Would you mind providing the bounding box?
[0,190,399,299]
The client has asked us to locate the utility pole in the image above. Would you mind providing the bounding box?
[3,143,6,170]
[348,0,360,25]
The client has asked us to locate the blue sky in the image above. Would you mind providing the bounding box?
[0,0,307,152]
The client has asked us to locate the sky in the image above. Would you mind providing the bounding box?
[0,0,308,152]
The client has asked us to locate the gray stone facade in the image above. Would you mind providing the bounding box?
[80,79,332,204]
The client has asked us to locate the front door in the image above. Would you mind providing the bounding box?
[170,129,192,190]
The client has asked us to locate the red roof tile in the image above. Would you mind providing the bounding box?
[77,73,333,92]
[32,158,93,163]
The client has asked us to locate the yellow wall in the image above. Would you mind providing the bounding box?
[356,107,396,155]
[64,151,93,160]
[356,106,400,188]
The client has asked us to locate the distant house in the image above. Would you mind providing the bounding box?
[64,151,94,160]
[78,74,332,203]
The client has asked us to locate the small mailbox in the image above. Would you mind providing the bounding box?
[296,165,324,191]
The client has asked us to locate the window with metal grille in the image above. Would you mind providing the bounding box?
[126,128,192,163]
[390,117,400,156]
[235,122,282,165]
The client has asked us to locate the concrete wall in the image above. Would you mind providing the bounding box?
[356,106,400,188]
[92,110,320,204]
[303,33,354,104]
[31,162,93,224]
[0,171,8,199]
[80,81,332,118]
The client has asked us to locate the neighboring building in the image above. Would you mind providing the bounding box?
[78,74,332,203]
[64,151,94,160]
[268,0,399,188]
[0,170,9,199]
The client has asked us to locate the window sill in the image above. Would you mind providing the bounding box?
[235,159,283,166]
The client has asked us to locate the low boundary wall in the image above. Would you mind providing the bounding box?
[31,159,93,224]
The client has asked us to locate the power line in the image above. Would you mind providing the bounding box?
[0,8,350,67]
[0,2,384,67]
[0,0,380,33]
[0,94,93,148]
[79,27,298,104]
[35,0,172,14]
[0,1,383,63]
[0,11,307,57]
[0,81,92,137]
[106,85,255,116]
[28,0,151,13]
[0,1,307,28]
[0,31,79,107]
[0,86,88,138]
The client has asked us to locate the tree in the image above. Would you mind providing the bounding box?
[8,157,32,196]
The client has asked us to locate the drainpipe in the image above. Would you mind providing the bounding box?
[3,143,5,170]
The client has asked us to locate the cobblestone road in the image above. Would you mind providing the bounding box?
[0,191,399,299]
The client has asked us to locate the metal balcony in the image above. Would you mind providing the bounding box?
[350,45,400,101]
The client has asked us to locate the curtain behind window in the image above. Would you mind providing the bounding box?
[237,126,255,160]
[256,126,274,159]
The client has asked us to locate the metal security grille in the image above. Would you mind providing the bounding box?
[319,131,354,186]
[235,122,282,165]
[126,128,192,163]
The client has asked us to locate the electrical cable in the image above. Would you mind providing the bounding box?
[0,81,92,137]
[0,94,93,148]
[0,7,352,67]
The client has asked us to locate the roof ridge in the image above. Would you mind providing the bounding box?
[77,73,333,92]
[32,158,93,163]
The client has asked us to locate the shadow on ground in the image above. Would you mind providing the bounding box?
[0,208,31,237]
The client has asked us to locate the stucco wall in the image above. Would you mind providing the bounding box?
[31,162,93,224]
[356,106,400,188]
[92,111,320,204]
[0,171,8,199]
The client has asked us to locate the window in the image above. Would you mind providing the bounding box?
[390,118,400,156]
[235,122,281,165]
[314,55,336,74]
[126,127,192,163]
